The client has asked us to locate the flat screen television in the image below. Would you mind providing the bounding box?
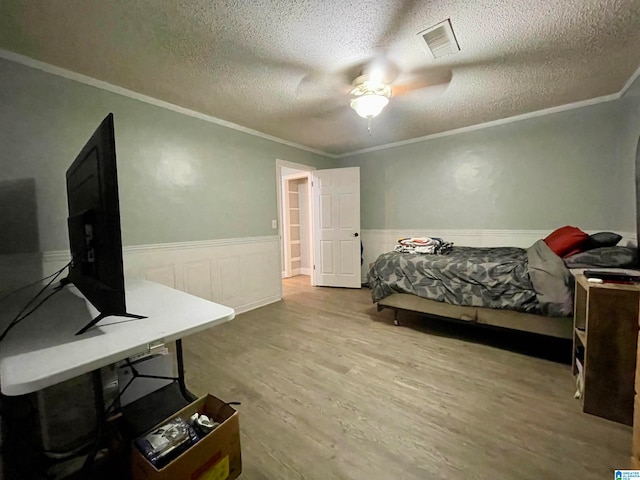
[66,113,144,335]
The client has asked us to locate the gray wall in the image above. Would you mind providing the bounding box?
[3,55,639,254]
[339,100,634,233]
[0,58,335,252]
[619,74,640,239]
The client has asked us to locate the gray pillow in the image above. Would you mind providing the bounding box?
[585,232,622,250]
[563,246,637,268]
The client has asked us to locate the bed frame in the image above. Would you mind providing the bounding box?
[375,135,640,341]
[377,293,573,339]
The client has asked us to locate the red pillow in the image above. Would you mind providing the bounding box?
[543,226,589,257]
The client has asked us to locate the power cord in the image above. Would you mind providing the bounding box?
[0,261,71,343]
[106,358,178,416]
[79,355,183,477]
[0,259,72,303]
[0,285,66,342]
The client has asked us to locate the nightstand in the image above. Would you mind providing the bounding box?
[572,274,640,425]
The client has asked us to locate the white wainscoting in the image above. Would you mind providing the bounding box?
[361,229,637,282]
[4,230,636,299]
[4,235,282,315]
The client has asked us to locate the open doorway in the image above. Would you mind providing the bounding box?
[276,160,314,287]
[276,162,361,290]
[283,174,311,278]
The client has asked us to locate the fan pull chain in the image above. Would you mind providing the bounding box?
[368,116,372,136]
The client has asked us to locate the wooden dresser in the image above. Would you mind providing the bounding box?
[572,274,640,425]
[633,298,640,468]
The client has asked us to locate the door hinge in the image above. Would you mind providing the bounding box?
[313,265,316,270]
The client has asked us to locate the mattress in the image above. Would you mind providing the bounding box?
[369,240,573,318]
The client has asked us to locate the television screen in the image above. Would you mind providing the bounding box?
[66,113,143,334]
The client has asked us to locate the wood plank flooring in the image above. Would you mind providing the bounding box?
[183,275,631,479]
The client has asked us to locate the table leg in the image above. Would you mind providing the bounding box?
[175,339,196,402]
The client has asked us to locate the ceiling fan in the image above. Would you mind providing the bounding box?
[312,56,454,134]
[295,2,458,133]
[346,62,454,116]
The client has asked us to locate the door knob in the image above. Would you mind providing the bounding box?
[353,232,359,237]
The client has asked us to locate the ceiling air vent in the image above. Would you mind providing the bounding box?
[417,19,460,59]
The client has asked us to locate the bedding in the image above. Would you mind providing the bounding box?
[369,239,573,318]
[563,246,637,268]
[393,237,454,255]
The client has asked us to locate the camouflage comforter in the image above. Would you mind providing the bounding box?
[369,240,573,317]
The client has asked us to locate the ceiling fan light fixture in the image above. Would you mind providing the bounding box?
[350,93,389,118]
[349,76,392,118]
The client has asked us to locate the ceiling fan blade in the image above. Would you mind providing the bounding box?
[377,0,422,46]
[392,68,453,97]
[308,103,350,120]
[361,50,401,84]
[296,50,400,98]
[277,96,349,122]
[296,70,352,97]
[296,1,423,106]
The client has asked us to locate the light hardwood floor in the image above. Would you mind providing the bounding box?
[183,276,631,479]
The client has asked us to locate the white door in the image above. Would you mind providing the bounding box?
[312,167,361,288]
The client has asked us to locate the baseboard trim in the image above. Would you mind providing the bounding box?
[281,268,311,278]
[234,295,281,315]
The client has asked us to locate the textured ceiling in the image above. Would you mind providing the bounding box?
[1,0,640,156]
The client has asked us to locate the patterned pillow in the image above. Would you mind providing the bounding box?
[563,246,637,268]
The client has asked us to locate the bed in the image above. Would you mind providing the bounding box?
[369,234,637,340]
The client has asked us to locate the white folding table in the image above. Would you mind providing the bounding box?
[0,278,235,476]
[0,278,234,397]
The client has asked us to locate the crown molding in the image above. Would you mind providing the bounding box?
[335,92,623,158]
[2,48,639,160]
[0,49,335,159]
[276,159,316,171]
[620,65,640,97]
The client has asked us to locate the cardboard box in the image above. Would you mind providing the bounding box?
[131,394,241,480]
